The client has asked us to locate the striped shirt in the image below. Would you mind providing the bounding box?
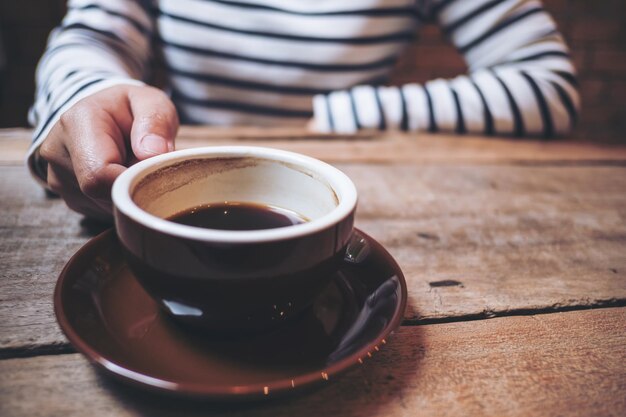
[28,0,580,157]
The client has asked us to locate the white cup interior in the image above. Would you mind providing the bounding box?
[113,147,357,242]
[132,157,338,221]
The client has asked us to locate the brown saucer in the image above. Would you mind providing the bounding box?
[54,229,407,400]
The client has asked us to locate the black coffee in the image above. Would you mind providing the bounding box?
[169,202,308,231]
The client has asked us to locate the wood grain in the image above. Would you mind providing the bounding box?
[1,308,624,417]
[3,127,626,166]
[2,161,625,354]
[0,165,90,354]
[2,128,625,416]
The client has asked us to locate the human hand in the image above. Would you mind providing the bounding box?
[39,85,179,220]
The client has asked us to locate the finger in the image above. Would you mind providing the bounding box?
[54,164,115,215]
[39,123,74,173]
[47,164,112,220]
[46,163,69,196]
[128,86,179,160]
[61,108,128,201]
[65,192,112,221]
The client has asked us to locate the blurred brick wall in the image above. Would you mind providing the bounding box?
[0,1,66,128]
[1,0,625,141]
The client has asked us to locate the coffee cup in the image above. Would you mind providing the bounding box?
[111,146,357,335]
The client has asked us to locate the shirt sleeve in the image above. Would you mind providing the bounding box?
[27,0,154,185]
[312,0,580,138]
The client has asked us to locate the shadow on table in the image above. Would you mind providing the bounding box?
[96,300,424,417]
[79,217,113,237]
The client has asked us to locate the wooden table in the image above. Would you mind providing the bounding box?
[1,127,625,417]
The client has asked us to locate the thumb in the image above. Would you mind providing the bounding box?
[128,86,179,160]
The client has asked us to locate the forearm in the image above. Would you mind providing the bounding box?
[430,0,579,137]
[313,0,580,137]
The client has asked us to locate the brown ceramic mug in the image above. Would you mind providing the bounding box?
[111,146,357,335]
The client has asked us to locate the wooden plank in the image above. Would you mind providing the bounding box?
[347,163,626,321]
[3,127,626,166]
[2,164,625,353]
[0,129,32,165]
[174,126,626,164]
[0,166,90,353]
[0,308,624,417]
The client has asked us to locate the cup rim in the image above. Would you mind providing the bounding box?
[112,146,357,243]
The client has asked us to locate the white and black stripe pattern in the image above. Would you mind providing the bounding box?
[29,0,580,170]
[316,0,579,135]
[154,0,416,125]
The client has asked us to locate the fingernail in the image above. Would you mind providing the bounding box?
[140,134,168,156]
